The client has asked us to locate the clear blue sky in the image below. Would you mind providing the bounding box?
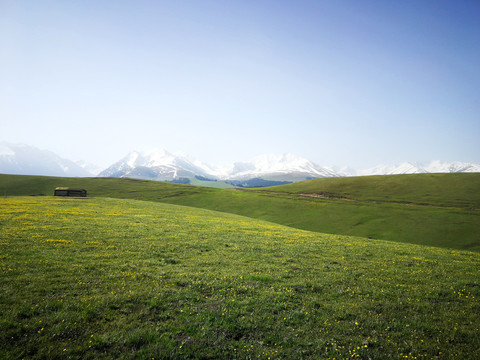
[1,0,479,169]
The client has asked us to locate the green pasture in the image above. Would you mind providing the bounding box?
[1,197,479,359]
[2,173,478,251]
[157,189,480,252]
[256,173,480,209]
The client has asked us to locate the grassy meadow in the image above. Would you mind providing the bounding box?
[1,196,480,359]
[1,173,478,251]
[256,173,480,209]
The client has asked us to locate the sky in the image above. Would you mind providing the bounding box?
[1,0,479,169]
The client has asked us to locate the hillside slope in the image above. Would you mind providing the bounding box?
[0,142,91,177]
[254,173,480,209]
[0,174,212,200]
[0,173,479,251]
[1,197,479,359]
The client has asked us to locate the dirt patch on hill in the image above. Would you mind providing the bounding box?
[298,193,355,201]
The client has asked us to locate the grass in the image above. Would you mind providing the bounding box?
[1,196,480,359]
[188,178,235,189]
[0,173,479,252]
[158,189,480,252]
[0,174,210,200]
[254,173,480,209]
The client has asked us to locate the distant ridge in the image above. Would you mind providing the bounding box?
[1,142,479,182]
[98,150,340,182]
[0,142,91,177]
[216,153,339,181]
[98,152,480,181]
[356,161,480,176]
[98,149,214,180]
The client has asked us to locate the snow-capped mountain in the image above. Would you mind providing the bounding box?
[0,142,92,177]
[423,160,480,174]
[94,151,480,182]
[98,149,214,180]
[98,151,341,181]
[216,153,339,180]
[356,161,480,176]
[357,162,427,176]
[1,142,479,183]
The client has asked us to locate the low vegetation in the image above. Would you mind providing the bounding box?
[254,173,480,209]
[1,197,479,359]
[0,173,479,252]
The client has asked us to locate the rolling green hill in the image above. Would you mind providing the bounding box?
[0,174,211,200]
[1,196,479,359]
[0,173,479,251]
[253,173,480,209]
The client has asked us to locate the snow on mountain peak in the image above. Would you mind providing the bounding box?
[3,142,479,181]
[355,160,480,176]
[98,149,215,180]
[125,151,141,168]
[252,153,310,171]
[425,160,480,173]
[358,162,425,176]
[215,152,339,180]
[143,149,175,167]
[115,149,176,169]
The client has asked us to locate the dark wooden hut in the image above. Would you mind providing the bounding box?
[54,187,87,197]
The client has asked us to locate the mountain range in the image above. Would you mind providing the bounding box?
[355,161,480,176]
[97,150,339,182]
[0,142,91,177]
[1,142,479,185]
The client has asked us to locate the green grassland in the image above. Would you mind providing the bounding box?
[0,174,209,200]
[157,188,480,252]
[1,197,479,359]
[1,173,478,251]
[188,178,235,189]
[254,173,480,209]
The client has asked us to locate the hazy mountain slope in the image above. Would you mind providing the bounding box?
[75,160,104,176]
[0,142,91,177]
[424,160,480,173]
[357,161,480,176]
